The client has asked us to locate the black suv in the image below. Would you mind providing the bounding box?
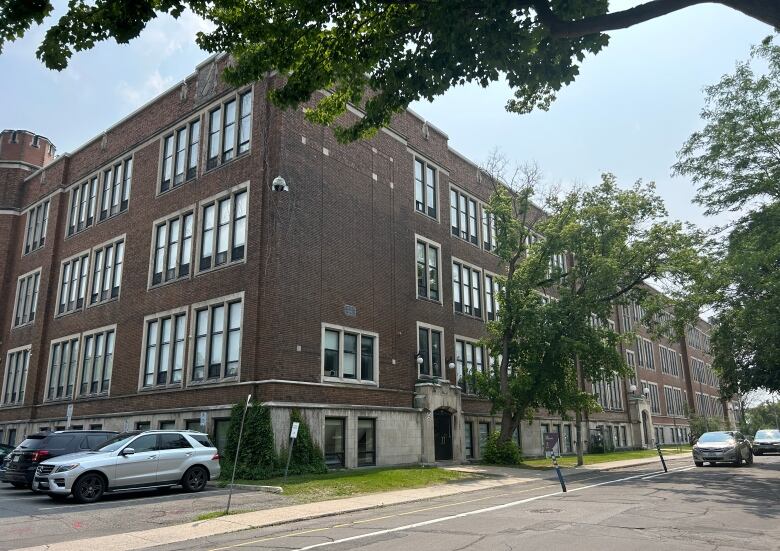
[2,431,116,488]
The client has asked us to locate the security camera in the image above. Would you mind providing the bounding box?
[272,176,289,192]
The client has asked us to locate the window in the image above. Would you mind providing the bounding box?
[192,297,243,382]
[2,347,30,405]
[478,422,489,457]
[659,346,681,377]
[67,177,98,235]
[484,273,501,321]
[455,338,485,394]
[563,425,573,453]
[635,337,655,370]
[414,158,437,219]
[79,327,115,397]
[450,187,479,245]
[143,311,187,388]
[46,336,79,401]
[415,237,440,301]
[464,422,474,458]
[24,200,49,253]
[199,188,248,272]
[160,119,200,191]
[452,260,482,318]
[131,432,155,448]
[13,269,40,327]
[90,237,124,305]
[417,324,443,378]
[99,158,132,220]
[642,381,660,414]
[593,375,623,412]
[322,324,377,383]
[57,252,89,315]
[481,208,497,252]
[160,433,191,449]
[151,211,194,285]
[357,418,376,467]
[206,91,252,170]
[324,417,345,468]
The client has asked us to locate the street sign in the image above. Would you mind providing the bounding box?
[200,411,208,430]
[66,404,74,429]
[290,422,300,439]
[544,432,560,452]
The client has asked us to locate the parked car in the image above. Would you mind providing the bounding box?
[752,429,780,455]
[32,430,220,503]
[692,431,753,467]
[0,444,14,478]
[2,430,116,488]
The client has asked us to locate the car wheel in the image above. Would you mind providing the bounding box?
[733,453,743,467]
[181,466,208,493]
[73,473,105,504]
[694,461,704,467]
[745,450,754,466]
[11,482,27,489]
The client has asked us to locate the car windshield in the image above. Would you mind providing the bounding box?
[756,430,780,439]
[92,432,141,452]
[698,432,734,443]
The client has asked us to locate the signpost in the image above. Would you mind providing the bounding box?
[65,404,74,430]
[200,411,208,432]
[545,432,567,492]
[226,394,252,515]
[656,443,668,472]
[283,422,300,481]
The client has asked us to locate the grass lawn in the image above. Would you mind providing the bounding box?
[518,445,692,469]
[228,466,477,503]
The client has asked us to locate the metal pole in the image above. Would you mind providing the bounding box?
[656,443,668,472]
[551,452,567,492]
[283,436,296,482]
[226,394,252,515]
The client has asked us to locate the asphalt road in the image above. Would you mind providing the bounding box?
[0,482,289,550]
[154,454,780,551]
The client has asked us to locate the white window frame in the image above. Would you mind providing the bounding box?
[205,88,253,171]
[452,256,483,319]
[484,270,502,322]
[449,184,480,246]
[481,205,497,253]
[416,321,445,378]
[413,155,439,221]
[188,292,245,385]
[148,206,196,288]
[159,117,202,193]
[88,234,126,307]
[44,333,80,402]
[55,249,91,317]
[1,345,31,406]
[23,198,49,255]
[65,156,133,238]
[414,234,442,303]
[139,307,189,390]
[77,324,117,398]
[12,267,41,328]
[195,182,250,275]
[454,334,485,394]
[321,323,379,385]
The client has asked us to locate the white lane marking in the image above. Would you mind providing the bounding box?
[641,466,695,480]
[293,467,688,550]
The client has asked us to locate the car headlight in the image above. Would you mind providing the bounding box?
[53,464,80,473]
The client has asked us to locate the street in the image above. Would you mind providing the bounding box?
[153,455,780,551]
[0,483,289,550]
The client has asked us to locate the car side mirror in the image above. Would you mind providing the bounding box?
[121,447,135,456]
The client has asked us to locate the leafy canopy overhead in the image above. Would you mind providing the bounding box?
[674,36,780,394]
[2,1,779,141]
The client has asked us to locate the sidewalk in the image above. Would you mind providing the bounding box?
[15,453,691,551]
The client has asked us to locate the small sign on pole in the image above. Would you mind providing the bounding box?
[200,411,208,431]
[284,421,301,481]
[65,404,74,429]
[544,432,560,457]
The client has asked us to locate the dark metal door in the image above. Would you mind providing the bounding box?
[434,410,453,461]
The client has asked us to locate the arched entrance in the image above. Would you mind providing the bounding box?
[642,411,650,447]
[433,409,453,461]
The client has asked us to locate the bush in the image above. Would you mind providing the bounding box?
[279,409,327,476]
[688,414,724,441]
[482,432,522,465]
[221,400,278,480]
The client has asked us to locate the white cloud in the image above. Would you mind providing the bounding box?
[117,70,176,108]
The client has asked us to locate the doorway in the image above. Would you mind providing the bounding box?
[433,409,453,461]
[642,411,650,447]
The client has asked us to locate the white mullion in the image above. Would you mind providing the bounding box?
[339,330,345,380]
[221,302,229,378]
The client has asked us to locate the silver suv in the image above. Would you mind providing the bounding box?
[32,431,221,503]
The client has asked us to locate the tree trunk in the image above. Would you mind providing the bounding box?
[575,354,585,466]
[500,408,515,442]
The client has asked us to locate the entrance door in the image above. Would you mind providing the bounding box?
[433,410,453,461]
[642,411,650,446]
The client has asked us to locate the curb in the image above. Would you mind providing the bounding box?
[228,484,283,494]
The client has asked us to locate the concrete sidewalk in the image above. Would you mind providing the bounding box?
[15,453,691,551]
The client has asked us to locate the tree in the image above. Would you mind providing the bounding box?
[2,2,779,141]
[673,36,780,394]
[222,400,278,480]
[477,161,702,465]
[278,409,327,476]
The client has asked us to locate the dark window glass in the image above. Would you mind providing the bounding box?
[357,418,375,467]
[129,434,157,453]
[324,418,345,468]
[159,433,192,450]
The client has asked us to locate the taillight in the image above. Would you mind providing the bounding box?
[211,453,220,461]
[31,450,50,463]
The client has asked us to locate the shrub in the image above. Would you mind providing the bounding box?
[482,431,521,465]
[279,409,327,476]
[221,400,278,480]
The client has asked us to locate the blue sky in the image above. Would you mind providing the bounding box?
[0,2,772,230]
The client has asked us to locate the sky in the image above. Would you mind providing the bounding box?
[0,2,772,230]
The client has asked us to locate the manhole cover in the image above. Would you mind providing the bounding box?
[530,508,561,514]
